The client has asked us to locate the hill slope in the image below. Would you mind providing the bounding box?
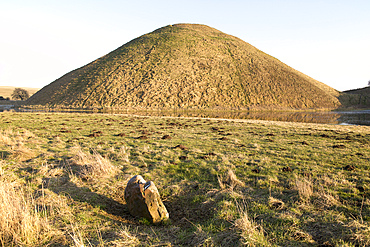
[339,87,370,108]
[27,24,341,109]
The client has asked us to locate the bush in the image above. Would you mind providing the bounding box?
[11,88,30,101]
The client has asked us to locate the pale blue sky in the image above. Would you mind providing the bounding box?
[0,0,369,91]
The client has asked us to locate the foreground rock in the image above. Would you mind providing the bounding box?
[124,175,169,224]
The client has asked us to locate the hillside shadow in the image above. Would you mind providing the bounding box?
[338,90,370,109]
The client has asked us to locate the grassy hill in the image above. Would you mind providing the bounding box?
[27,24,341,110]
[0,86,39,99]
[339,87,370,109]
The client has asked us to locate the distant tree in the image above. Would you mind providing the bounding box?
[11,88,30,101]
[368,80,370,86]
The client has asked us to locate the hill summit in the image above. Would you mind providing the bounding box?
[27,24,341,109]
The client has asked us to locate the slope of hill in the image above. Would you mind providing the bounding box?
[339,86,370,108]
[0,86,39,99]
[27,24,341,110]
[344,86,370,95]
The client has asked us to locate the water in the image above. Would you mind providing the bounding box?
[1,105,370,126]
[336,110,370,126]
[0,104,14,111]
[119,109,370,126]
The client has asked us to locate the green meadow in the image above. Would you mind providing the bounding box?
[1,112,369,246]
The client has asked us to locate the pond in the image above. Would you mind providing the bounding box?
[119,109,370,126]
[1,105,370,126]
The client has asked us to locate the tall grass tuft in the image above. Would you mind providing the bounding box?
[71,146,120,180]
[0,180,52,246]
[118,145,130,163]
[0,130,13,146]
[295,174,313,203]
[346,219,370,246]
[234,202,270,246]
[69,224,91,247]
[218,169,244,190]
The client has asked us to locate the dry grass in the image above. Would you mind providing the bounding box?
[0,129,36,161]
[218,169,244,190]
[0,179,53,246]
[10,143,35,161]
[118,145,130,164]
[0,159,71,246]
[346,219,370,246]
[69,224,93,247]
[314,185,340,209]
[268,196,285,210]
[233,202,270,246]
[109,226,140,246]
[70,146,120,180]
[0,130,13,146]
[294,174,313,203]
[188,224,215,247]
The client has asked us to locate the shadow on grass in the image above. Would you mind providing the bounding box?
[41,173,239,245]
[41,172,219,226]
[42,174,135,224]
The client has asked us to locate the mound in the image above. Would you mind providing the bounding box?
[27,24,341,109]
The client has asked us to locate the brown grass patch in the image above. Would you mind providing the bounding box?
[70,146,120,180]
[295,174,313,202]
[233,202,270,246]
[0,129,37,161]
[218,169,244,190]
[346,219,370,246]
[0,179,56,246]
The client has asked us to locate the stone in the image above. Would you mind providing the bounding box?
[162,135,172,140]
[344,165,355,171]
[282,166,293,172]
[179,155,187,160]
[124,175,169,224]
[173,144,187,150]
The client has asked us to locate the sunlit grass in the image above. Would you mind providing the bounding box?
[0,111,369,246]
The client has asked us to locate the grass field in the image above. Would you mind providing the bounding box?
[0,112,369,246]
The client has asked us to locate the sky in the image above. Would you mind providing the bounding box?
[0,0,369,92]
